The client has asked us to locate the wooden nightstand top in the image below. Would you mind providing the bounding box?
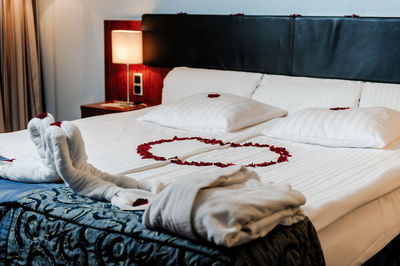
[80,101,148,118]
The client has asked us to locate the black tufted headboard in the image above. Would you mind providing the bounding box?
[142,14,400,84]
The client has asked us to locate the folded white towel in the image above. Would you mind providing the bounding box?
[49,121,140,189]
[1,114,160,210]
[44,121,160,209]
[0,113,60,183]
[0,158,60,183]
[25,113,60,181]
[143,165,305,247]
[28,113,58,170]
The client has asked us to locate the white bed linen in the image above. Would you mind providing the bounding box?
[162,67,263,103]
[0,107,270,176]
[2,110,400,265]
[360,82,400,111]
[123,134,400,230]
[252,74,362,114]
[319,187,400,265]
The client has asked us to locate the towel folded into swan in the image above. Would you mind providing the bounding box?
[0,113,160,210]
[0,113,60,182]
[143,165,305,247]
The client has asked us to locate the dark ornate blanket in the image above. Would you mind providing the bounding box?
[0,179,325,265]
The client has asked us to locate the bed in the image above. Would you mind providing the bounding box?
[2,14,400,265]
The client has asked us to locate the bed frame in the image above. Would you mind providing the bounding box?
[141,14,400,265]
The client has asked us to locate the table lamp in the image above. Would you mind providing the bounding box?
[111,30,143,105]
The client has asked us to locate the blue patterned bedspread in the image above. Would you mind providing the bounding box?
[0,179,324,265]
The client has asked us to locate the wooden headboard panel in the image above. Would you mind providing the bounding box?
[104,20,171,105]
[142,14,400,84]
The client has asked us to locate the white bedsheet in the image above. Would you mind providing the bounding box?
[2,109,400,265]
[121,133,400,229]
[182,136,400,231]
[0,107,267,175]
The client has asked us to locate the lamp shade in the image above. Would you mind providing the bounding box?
[112,30,143,64]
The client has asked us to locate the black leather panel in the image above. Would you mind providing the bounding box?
[292,17,400,83]
[142,14,292,74]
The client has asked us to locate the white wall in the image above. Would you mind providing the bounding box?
[37,0,400,121]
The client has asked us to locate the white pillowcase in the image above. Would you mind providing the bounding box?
[139,93,287,132]
[360,82,400,111]
[252,74,362,114]
[263,107,400,148]
[162,67,263,104]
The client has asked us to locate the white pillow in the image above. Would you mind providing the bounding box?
[252,74,362,114]
[360,82,400,111]
[139,93,287,132]
[162,67,263,104]
[263,107,400,148]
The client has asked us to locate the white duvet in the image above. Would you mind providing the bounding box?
[2,107,400,264]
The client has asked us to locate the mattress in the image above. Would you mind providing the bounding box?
[2,108,400,265]
[319,186,400,265]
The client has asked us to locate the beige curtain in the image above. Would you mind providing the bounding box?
[0,0,42,133]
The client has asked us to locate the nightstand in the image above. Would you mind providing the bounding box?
[80,101,147,118]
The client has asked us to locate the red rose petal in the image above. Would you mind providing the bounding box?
[132,198,148,207]
[36,113,48,119]
[207,93,220,98]
[50,121,62,127]
[330,107,350,111]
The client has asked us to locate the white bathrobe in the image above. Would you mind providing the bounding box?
[143,165,305,247]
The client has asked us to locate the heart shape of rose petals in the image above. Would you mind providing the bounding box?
[137,136,291,168]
